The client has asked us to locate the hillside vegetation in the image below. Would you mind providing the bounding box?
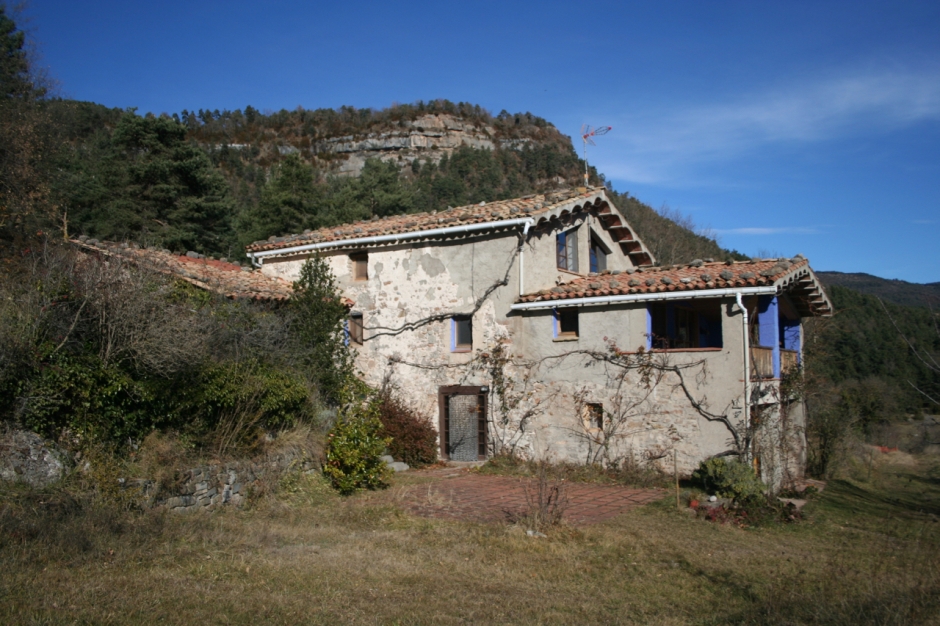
[818,271,940,309]
[21,98,741,267]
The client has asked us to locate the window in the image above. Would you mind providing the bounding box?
[582,403,604,430]
[556,227,579,272]
[351,252,368,281]
[589,233,608,273]
[348,312,363,345]
[554,307,579,339]
[452,316,472,352]
[648,300,722,349]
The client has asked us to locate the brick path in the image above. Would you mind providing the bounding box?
[395,468,664,526]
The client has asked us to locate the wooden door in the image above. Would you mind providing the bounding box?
[439,386,487,461]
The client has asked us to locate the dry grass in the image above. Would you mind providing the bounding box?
[1,454,939,624]
[478,452,669,489]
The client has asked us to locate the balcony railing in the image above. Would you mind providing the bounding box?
[781,349,799,374]
[750,347,774,379]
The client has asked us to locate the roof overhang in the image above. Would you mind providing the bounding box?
[510,286,777,311]
[245,217,536,266]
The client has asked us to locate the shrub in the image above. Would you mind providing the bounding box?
[323,396,391,495]
[691,457,766,503]
[376,389,438,468]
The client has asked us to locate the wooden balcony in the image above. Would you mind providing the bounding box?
[750,347,774,380]
[781,349,799,374]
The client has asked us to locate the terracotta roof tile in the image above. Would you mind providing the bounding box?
[71,239,293,302]
[245,188,602,253]
[518,257,833,316]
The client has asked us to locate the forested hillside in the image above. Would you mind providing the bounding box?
[22,98,741,267]
[806,286,940,414]
[818,271,940,309]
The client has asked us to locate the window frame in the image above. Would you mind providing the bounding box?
[647,300,723,351]
[588,231,609,274]
[451,315,473,352]
[348,311,364,345]
[556,226,579,273]
[350,252,368,281]
[553,307,580,340]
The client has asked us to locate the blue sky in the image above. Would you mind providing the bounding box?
[20,0,940,283]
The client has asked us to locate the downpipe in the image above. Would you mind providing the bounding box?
[519,219,533,297]
[735,292,751,463]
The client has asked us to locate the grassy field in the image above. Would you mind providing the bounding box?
[1,451,938,625]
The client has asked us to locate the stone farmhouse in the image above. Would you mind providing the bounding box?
[245,187,833,486]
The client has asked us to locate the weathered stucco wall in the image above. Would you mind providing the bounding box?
[261,233,521,440]
[507,298,751,473]
[522,207,636,295]
[256,211,803,482]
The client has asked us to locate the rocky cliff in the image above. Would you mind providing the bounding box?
[300,113,546,176]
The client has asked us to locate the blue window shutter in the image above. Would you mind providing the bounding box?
[646,307,652,350]
[758,295,781,378]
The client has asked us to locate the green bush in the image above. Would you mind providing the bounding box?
[323,397,391,495]
[377,389,438,468]
[12,353,155,445]
[691,457,766,503]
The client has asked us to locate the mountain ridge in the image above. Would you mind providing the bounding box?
[817,271,940,309]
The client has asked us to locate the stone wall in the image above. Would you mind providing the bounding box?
[129,454,318,513]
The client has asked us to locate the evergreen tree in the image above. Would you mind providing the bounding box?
[0,5,33,100]
[238,153,316,247]
[67,113,235,253]
[290,256,353,405]
[0,5,52,243]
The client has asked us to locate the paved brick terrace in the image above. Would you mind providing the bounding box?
[395,468,664,526]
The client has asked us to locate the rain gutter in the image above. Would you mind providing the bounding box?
[509,285,776,311]
[246,218,536,268]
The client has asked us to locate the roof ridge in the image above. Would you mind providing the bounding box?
[245,187,606,254]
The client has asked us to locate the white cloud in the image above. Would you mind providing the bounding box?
[598,65,940,185]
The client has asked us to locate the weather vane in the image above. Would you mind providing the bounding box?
[580,124,612,186]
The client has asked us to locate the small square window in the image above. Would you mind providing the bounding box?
[555,308,579,339]
[452,316,472,352]
[582,403,604,430]
[351,253,368,281]
[348,312,363,345]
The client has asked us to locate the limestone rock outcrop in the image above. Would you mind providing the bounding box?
[320,114,530,176]
[0,429,70,487]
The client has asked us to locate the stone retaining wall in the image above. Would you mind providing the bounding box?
[127,454,319,513]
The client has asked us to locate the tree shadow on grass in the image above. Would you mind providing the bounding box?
[821,479,940,518]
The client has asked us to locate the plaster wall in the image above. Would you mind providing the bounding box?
[257,224,802,482]
[507,297,750,473]
[260,233,522,433]
[522,208,636,295]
